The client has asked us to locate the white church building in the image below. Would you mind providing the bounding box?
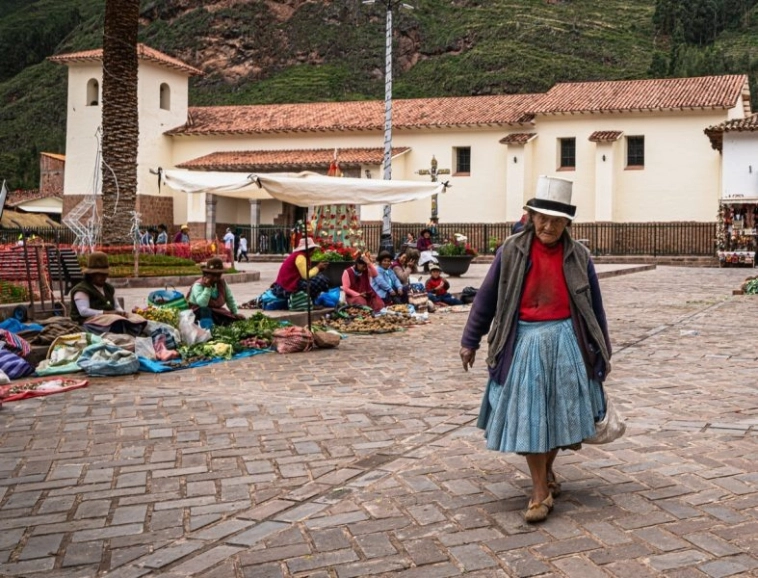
[50,44,750,241]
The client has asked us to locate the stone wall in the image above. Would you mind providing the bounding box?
[62,194,102,217]
[40,155,65,196]
[136,195,174,228]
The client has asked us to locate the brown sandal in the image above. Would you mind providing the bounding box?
[524,494,554,523]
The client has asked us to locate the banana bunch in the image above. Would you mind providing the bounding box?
[132,306,180,327]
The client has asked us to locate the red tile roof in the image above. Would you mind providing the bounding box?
[49,44,203,76]
[6,189,62,208]
[177,147,411,171]
[589,131,623,142]
[167,94,540,136]
[531,75,748,115]
[704,113,758,151]
[499,133,537,145]
[41,152,66,162]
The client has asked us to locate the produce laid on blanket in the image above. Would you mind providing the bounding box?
[132,306,180,327]
[177,313,283,362]
[323,304,427,334]
[0,378,89,402]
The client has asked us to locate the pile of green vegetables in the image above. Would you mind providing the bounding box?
[210,313,283,351]
[176,313,284,362]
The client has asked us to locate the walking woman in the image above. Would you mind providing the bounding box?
[460,176,612,523]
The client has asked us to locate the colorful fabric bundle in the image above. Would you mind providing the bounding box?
[148,287,189,310]
[0,349,34,380]
[0,329,31,358]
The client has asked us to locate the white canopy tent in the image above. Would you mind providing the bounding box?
[160,169,448,207]
[160,168,450,327]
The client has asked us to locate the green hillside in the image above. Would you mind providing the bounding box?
[2,0,758,189]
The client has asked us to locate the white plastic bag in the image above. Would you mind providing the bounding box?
[178,310,212,346]
[135,337,157,360]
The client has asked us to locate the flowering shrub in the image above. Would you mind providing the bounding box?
[311,242,360,262]
[437,234,479,257]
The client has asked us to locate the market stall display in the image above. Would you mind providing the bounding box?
[323,304,427,334]
[716,201,758,267]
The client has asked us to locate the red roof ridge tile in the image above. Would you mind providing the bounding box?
[499,133,537,145]
[177,147,411,171]
[532,75,748,115]
[167,94,541,136]
[49,43,203,76]
[704,113,758,151]
[589,131,624,142]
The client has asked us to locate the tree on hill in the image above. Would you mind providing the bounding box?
[101,0,139,245]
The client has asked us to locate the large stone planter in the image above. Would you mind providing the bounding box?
[320,261,354,287]
[437,255,474,277]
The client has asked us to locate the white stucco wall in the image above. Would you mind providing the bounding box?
[137,63,190,197]
[169,127,515,225]
[722,131,758,199]
[63,63,104,196]
[62,59,191,204]
[216,197,253,225]
[529,110,732,222]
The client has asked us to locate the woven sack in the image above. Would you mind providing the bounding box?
[585,391,626,445]
[313,331,340,349]
[273,326,314,354]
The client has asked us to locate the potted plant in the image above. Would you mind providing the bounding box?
[436,234,478,276]
[311,243,360,287]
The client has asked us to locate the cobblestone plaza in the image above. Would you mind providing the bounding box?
[1,266,757,577]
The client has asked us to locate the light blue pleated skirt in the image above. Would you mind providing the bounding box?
[482,319,604,454]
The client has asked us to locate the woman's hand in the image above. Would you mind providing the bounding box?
[460,347,476,372]
[317,261,328,271]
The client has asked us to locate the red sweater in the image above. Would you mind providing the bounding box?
[519,238,570,321]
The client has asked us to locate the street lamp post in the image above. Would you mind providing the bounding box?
[363,0,413,254]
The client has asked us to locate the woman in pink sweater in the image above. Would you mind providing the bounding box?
[341,253,384,311]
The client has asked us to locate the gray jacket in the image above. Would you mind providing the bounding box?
[461,229,612,385]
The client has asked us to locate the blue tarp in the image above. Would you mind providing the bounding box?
[138,348,271,373]
[0,318,44,334]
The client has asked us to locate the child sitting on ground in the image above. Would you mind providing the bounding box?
[425,264,463,306]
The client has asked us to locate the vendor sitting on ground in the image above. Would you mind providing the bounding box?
[392,249,420,288]
[372,251,406,305]
[426,264,463,306]
[271,237,330,301]
[70,252,147,336]
[342,252,384,312]
[187,258,244,327]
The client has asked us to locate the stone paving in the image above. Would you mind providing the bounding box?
[0,266,757,577]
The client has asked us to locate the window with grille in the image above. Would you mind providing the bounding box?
[559,138,576,169]
[627,136,645,167]
[454,147,471,175]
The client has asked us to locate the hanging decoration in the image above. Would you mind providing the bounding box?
[310,154,365,252]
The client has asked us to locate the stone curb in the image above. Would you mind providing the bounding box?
[108,271,260,289]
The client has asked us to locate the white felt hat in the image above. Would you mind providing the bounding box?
[524,175,576,220]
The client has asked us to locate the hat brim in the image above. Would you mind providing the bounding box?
[84,267,109,274]
[524,198,576,221]
[201,268,224,274]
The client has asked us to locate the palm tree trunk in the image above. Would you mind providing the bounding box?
[101,0,140,245]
